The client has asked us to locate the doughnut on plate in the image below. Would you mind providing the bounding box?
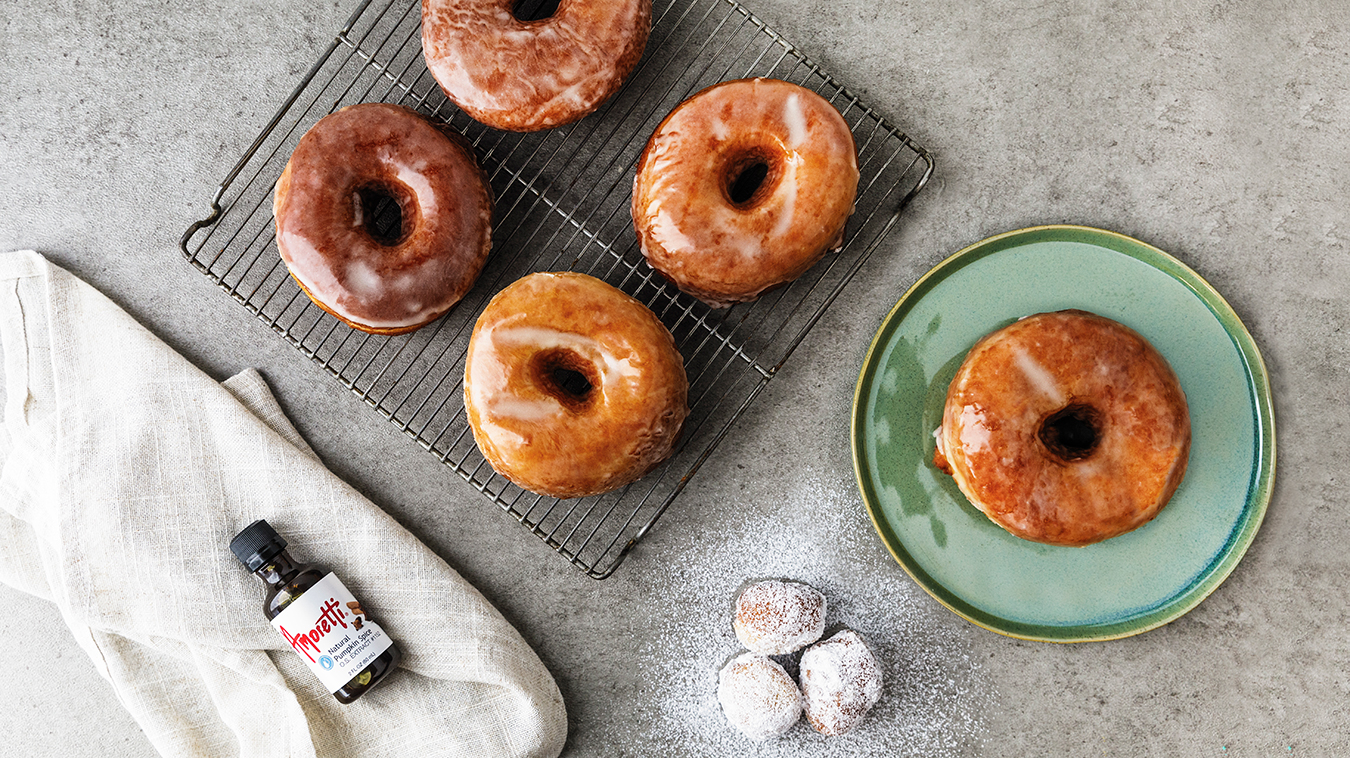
[850,225,1275,641]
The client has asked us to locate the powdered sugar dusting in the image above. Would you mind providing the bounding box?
[734,580,826,655]
[629,473,992,755]
[800,629,884,736]
[717,653,803,741]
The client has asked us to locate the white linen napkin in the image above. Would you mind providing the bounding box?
[0,250,567,758]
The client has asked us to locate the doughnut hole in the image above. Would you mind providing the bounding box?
[720,144,785,210]
[799,629,883,737]
[1038,403,1104,462]
[718,653,802,741]
[734,579,827,656]
[532,348,600,411]
[353,181,418,247]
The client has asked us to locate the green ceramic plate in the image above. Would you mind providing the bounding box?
[851,225,1275,642]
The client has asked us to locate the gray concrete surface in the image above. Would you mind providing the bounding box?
[2,0,1347,754]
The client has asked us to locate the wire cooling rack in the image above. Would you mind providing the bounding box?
[181,0,933,578]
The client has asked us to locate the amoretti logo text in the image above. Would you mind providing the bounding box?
[278,597,349,662]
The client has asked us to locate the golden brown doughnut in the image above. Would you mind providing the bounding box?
[632,78,859,308]
[933,310,1191,547]
[421,0,651,132]
[273,103,493,335]
[463,272,688,498]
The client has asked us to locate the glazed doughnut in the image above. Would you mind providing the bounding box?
[421,0,651,132]
[463,272,688,498]
[799,629,883,737]
[733,580,826,656]
[273,103,493,335]
[632,78,859,308]
[717,653,803,742]
[933,310,1191,547]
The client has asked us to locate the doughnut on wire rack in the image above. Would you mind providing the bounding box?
[181,0,933,578]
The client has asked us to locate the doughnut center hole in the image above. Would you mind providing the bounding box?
[512,0,560,21]
[354,183,413,246]
[535,349,598,410]
[1039,404,1102,461]
[729,162,770,205]
[722,148,782,210]
[552,367,592,398]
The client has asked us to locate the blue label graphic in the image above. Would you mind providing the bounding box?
[319,655,335,670]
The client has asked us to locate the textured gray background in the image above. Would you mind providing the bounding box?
[2,0,1347,755]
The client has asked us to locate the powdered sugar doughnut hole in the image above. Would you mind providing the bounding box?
[625,474,992,755]
[734,579,827,655]
[800,628,885,736]
[717,652,804,741]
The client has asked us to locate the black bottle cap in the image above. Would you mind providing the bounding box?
[230,519,287,572]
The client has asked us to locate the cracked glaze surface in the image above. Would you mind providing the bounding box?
[421,0,651,131]
[273,103,493,333]
[464,272,688,498]
[632,78,859,308]
[935,310,1192,547]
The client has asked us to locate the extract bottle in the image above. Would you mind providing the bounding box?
[230,519,401,704]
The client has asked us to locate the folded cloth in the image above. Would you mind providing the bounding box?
[0,251,567,758]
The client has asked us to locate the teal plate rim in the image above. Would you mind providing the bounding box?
[850,224,1276,642]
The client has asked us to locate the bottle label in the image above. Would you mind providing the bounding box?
[271,572,394,693]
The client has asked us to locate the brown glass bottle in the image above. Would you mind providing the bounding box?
[230,520,401,704]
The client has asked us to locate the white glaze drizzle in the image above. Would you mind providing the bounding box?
[281,226,450,330]
[957,405,992,454]
[466,322,648,436]
[784,92,807,148]
[489,325,640,385]
[345,259,383,298]
[771,155,801,239]
[394,160,437,216]
[488,396,563,423]
[1013,347,1066,405]
[650,208,696,255]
